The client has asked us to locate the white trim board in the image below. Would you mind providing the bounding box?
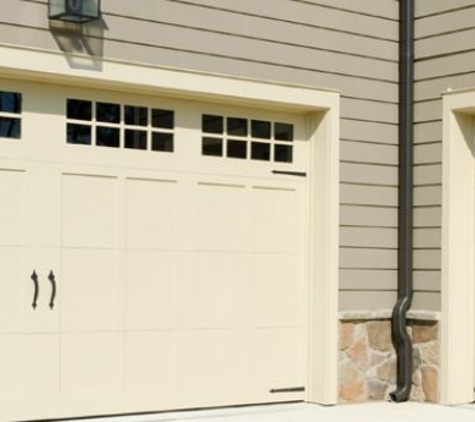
[0,44,340,405]
[441,90,475,404]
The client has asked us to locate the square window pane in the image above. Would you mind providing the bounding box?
[152,109,174,129]
[96,126,120,148]
[67,99,92,121]
[202,137,223,156]
[274,122,293,141]
[125,129,147,150]
[96,102,120,123]
[152,132,174,152]
[227,139,247,159]
[251,120,271,139]
[251,142,270,161]
[0,92,22,114]
[0,117,21,138]
[274,144,293,163]
[67,123,91,145]
[227,117,247,137]
[125,106,148,126]
[202,114,223,134]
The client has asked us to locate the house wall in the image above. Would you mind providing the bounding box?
[0,0,401,312]
[414,0,475,313]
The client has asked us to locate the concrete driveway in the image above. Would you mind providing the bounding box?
[79,402,475,422]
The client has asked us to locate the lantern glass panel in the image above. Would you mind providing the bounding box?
[49,0,101,23]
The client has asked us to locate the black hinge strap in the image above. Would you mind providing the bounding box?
[269,387,305,393]
[271,170,307,177]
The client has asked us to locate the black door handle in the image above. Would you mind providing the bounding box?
[30,270,39,310]
[48,271,57,310]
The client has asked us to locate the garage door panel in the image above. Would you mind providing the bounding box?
[251,186,304,253]
[0,248,24,333]
[191,330,247,384]
[247,254,306,327]
[61,249,119,331]
[124,250,177,330]
[246,328,306,385]
[197,182,245,251]
[126,178,177,250]
[62,174,118,248]
[61,333,121,393]
[0,169,24,246]
[0,335,22,397]
[124,331,176,390]
[196,252,246,328]
[22,334,60,394]
[0,334,59,398]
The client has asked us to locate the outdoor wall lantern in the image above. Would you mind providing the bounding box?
[49,0,101,23]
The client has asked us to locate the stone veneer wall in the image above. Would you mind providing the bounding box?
[338,312,439,403]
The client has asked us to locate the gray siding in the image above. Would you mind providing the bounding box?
[413,0,475,312]
[1,0,400,311]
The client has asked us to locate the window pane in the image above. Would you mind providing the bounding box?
[67,123,91,145]
[227,139,247,159]
[125,129,147,150]
[96,102,120,123]
[251,142,270,161]
[125,106,148,126]
[202,137,223,156]
[0,92,22,114]
[202,114,223,134]
[152,132,174,152]
[67,99,92,121]
[227,117,247,137]
[97,127,120,148]
[0,117,21,138]
[274,144,293,163]
[274,122,293,141]
[152,109,174,129]
[251,120,271,139]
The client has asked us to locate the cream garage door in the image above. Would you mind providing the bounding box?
[0,86,310,421]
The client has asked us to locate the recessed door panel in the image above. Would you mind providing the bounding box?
[251,186,303,253]
[0,335,22,397]
[0,248,24,333]
[61,249,119,331]
[124,331,176,390]
[0,169,24,246]
[124,250,176,330]
[62,174,118,248]
[125,178,176,250]
[61,332,121,393]
[196,252,246,328]
[196,183,245,251]
[247,253,306,328]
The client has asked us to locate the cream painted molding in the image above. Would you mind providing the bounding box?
[0,43,340,405]
[441,90,475,405]
[0,43,338,111]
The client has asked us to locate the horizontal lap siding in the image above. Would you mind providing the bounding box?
[413,0,475,312]
[3,0,400,311]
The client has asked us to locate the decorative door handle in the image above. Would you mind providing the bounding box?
[48,271,57,310]
[30,270,39,310]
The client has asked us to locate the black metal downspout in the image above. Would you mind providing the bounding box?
[390,0,414,403]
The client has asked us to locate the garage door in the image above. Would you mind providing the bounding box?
[0,85,310,421]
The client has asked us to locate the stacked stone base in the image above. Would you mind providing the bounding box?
[338,313,439,403]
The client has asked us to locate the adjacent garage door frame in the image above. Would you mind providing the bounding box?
[441,90,475,404]
[0,44,340,405]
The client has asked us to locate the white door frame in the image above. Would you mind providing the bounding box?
[0,44,340,405]
[441,90,475,404]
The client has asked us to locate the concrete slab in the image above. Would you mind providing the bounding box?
[76,402,475,422]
